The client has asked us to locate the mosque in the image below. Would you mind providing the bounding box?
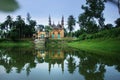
[36,16,64,39]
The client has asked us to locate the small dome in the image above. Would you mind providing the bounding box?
[57,24,62,28]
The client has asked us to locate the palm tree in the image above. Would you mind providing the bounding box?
[15,15,25,39]
[26,13,37,37]
[4,15,13,38]
[26,13,31,23]
[0,23,6,38]
[29,20,36,37]
[67,15,76,37]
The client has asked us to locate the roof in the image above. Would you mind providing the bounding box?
[51,23,63,29]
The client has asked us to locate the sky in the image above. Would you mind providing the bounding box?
[0,0,119,30]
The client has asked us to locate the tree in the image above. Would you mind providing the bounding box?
[115,18,120,27]
[78,13,87,31]
[0,14,37,40]
[104,23,113,29]
[38,25,44,31]
[10,27,19,41]
[15,15,25,39]
[98,14,105,29]
[67,15,76,37]
[86,21,99,33]
[4,15,13,29]
[0,23,6,38]
[74,30,81,38]
[26,13,36,37]
[64,28,68,37]
[78,13,99,33]
[29,20,36,37]
[24,24,31,38]
[3,15,13,38]
[45,25,52,37]
[78,0,106,33]
[26,13,31,23]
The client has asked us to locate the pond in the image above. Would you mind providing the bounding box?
[0,46,120,80]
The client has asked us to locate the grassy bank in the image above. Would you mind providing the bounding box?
[67,27,120,54]
[67,38,120,54]
[0,39,33,47]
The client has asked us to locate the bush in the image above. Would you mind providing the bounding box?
[78,27,120,41]
[0,39,8,42]
[79,33,87,40]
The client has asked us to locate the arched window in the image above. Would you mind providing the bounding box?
[52,32,54,38]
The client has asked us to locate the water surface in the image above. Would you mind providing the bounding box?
[0,47,120,80]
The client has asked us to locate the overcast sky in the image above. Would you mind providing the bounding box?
[0,0,119,30]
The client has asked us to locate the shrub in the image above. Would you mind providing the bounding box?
[79,33,87,40]
[78,27,120,41]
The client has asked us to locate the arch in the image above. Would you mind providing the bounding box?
[52,32,54,38]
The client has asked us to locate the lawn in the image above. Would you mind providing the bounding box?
[0,39,33,47]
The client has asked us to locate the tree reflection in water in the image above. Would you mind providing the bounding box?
[67,55,76,74]
[0,47,120,80]
[78,53,106,80]
[0,47,36,75]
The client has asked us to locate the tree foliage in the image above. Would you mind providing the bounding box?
[67,15,76,37]
[38,25,44,31]
[78,0,106,34]
[78,13,99,34]
[115,18,120,27]
[0,14,37,41]
[104,23,113,29]
[44,25,52,37]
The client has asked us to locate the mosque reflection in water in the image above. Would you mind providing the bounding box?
[35,49,64,73]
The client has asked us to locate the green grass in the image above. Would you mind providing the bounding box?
[0,40,33,47]
[67,38,120,54]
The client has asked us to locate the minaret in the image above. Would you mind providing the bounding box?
[48,62,51,74]
[61,16,64,28]
[49,15,51,26]
[61,60,64,74]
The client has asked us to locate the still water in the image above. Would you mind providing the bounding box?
[0,46,120,80]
